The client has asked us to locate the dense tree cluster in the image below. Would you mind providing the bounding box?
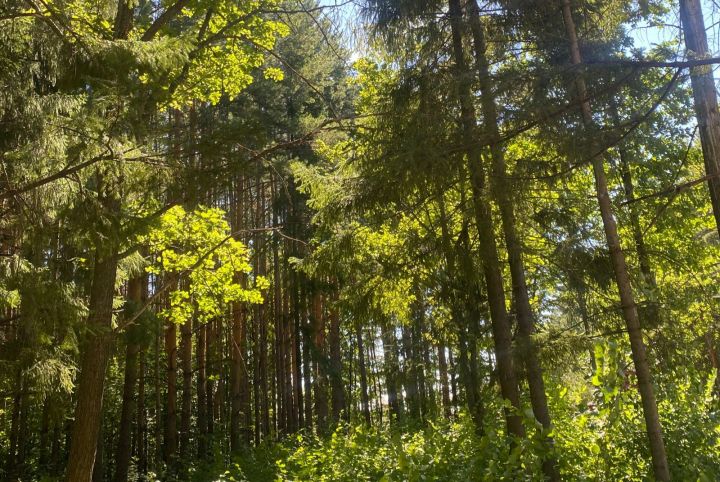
[2,0,720,480]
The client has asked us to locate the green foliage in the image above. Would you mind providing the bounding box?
[145,205,267,325]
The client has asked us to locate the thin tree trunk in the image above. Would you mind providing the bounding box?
[448,349,458,412]
[561,2,670,479]
[137,349,147,475]
[179,316,192,459]
[293,275,304,429]
[163,321,178,463]
[466,2,557,475]
[438,343,452,418]
[447,0,524,439]
[197,323,208,457]
[381,323,403,423]
[329,288,346,424]
[437,195,483,431]
[312,289,329,432]
[302,287,313,430]
[113,276,143,482]
[355,322,371,425]
[206,317,216,445]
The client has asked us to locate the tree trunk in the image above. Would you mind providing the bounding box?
[561,1,670,479]
[680,0,720,238]
[401,322,421,420]
[438,343,452,418]
[92,422,104,482]
[66,249,118,482]
[206,318,216,445]
[355,323,371,425]
[438,194,483,431]
[293,276,305,429]
[381,323,403,423]
[179,316,192,459]
[329,289,346,424]
[197,323,208,457]
[113,277,142,482]
[163,321,178,463]
[302,287,313,430]
[137,349,147,476]
[312,289,329,432]
[466,1,557,475]
[447,0,524,440]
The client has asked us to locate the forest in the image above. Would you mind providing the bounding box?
[2,0,720,480]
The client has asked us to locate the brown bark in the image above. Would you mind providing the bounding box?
[381,324,403,423]
[355,323,372,425]
[66,249,119,482]
[561,1,670,479]
[163,321,178,463]
[447,0,524,439]
[466,2,557,476]
[293,277,305,429]
[680,0,720,238]
[206,320,216,444]
[312,289,329,432]
[437,194,483,431]
[329,289,346,424]
[401,322,421,420]
[438,343,452,418]
[113,276,143,482]
[197,323,208,457]
[179,316,192,459]
[137,349,147,475]
[231,300,245,452]
[302,287,313,430]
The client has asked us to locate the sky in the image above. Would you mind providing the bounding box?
[315,0,720,64]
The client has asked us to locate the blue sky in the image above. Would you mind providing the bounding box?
[316,0,720,63]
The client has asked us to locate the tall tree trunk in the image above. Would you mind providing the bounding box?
[381,323,403,423]
[448,349,458,411]
[231,301,245,452]
[231,177,244,451]
[179,316,192,459]
[163,321,178,463]
[206,318,216,445]
[370,331,383,425]
[680,0,720,238]
[197,323,208,457]
[437,195,483,431]
[154,314,162,466]
[137,349,147,476]
[66,248,119,482]
[329,289,346,424]
[466,2,557,475]
[302,287,313,430]
[438,342,452,418]
[609,103,661,329]
[447,0,524,439]
[355,323,372,425]
[561,2,670,479]
[283,258,296,432]
[401,322,420,420]
[213,318,225,431]
[113,276,143,482]
[293,275,305,429]
[312,289,329,432]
